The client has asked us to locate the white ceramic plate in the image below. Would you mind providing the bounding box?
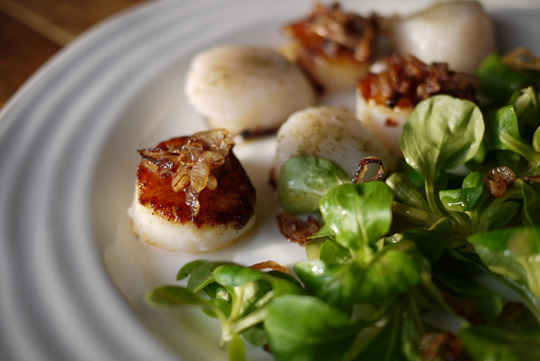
[1,0,539,360]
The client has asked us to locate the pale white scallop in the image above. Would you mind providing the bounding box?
[355,92,411,160]
[185,45,316,134]
[128,190,255,254]
[389,1,496,74]
[273,106,392,181]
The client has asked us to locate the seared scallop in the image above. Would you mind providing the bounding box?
[283,2,387,92]
[272,106,392,181]
[356,54,478,159]
[389,0,495,74]
[185,45,316,135]
[128,130,256,253]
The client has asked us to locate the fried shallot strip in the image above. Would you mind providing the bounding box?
[138,129,235,216]
[276,213,320,245]
[250,260,288,274]
[483,166,516,198]
[352,156,386,184]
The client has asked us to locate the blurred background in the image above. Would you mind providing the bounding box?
[0,0,148,109]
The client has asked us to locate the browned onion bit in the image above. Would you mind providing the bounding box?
[138,148,180,175]
[137,129,235,216]
[276,213,320,245]
[501,46,540,72]
[352,156,385,184]
[357,53,478,110]
[250,260,288,274]
[420,332,471,361]
[483,166,516,198]
[283,2,377,62]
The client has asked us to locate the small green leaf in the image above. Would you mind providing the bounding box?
[228,332,246,361]
[400,95,484,182]
[305,238,324,260]
[476,52,538,103]
[462,172,484,188]
[468,227,540,319]
[176,259,209,280]
[533,127,540,153]
[307,222,335,239]
[522,181,540,227]
[277,155,349,214]
[319,239,353,265]
[459,323,540,361]
[214,265,265,287]
[265,295,359,361]
[319,182,393,257]
[145,285,209,308]
[439,187,484,212]
[484,105,538,165]
[400,95,484,215]
[241,325,267,347]
[346,243,427,304]
[511,86,540,131]
[478,200,520,232]
[181,261,233,292]
[436,274,504,320]
[386,172,430,212]
[395,219,457,263]
[294,260,350,310]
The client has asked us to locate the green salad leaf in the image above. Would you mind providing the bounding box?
[265,295,360,361]
[277,155,349,214]
[400,95,484,215]
[468,227,540,321]
[477,52,540,104]
[318,182,393,259]
[484,105,538,166]
[459,322,540,361]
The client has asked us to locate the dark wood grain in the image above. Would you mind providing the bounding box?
[0,0,147,109]
[0,11,60,107]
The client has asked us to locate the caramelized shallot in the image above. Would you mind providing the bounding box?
[250,260,288,273]
[352,156,386,184]
[138,129,235,216]
[357,54,478,110]
[501,46,540,72]
[483,166,516,198]
[276,213,320,245]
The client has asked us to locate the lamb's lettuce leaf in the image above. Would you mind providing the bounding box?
[400,95,484,215]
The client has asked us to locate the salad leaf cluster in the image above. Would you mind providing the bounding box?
[146,53,540,361]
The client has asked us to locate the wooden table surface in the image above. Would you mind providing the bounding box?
[0,0,149,110]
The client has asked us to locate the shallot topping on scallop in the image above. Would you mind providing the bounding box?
[283,2,390,92]
[272,106,392,181]
[356,54,478,159]
[185,45,316,136]
[388,0,496,74]
[128,129,256,253]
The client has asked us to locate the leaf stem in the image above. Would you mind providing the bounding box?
[229,286,244,322]
[231,308,268,334]
[392,201,442,228]
[425,180,444,217]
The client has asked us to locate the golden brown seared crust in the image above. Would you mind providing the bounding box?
[283,2,378,89]
[284,2,377,63]
[357,54,478,110]
[136,137,256,229]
